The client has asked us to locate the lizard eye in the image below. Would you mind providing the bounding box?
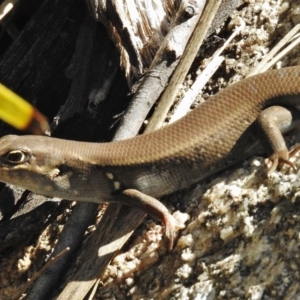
[6,150,27,164]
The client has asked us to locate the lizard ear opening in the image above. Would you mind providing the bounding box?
[6,150,27,164]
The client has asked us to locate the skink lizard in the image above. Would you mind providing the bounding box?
[1,66,300,249]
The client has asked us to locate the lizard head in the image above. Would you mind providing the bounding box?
[0,135,74,198]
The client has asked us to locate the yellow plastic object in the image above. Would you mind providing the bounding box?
[0,83,33,130]
[0,83,50,135]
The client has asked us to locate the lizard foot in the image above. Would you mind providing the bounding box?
[265,145,300,175]
[163,213,185,250]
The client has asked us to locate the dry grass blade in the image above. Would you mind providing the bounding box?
[248,24,300,76]
[170,21,245,123]
[145,0,223,132]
